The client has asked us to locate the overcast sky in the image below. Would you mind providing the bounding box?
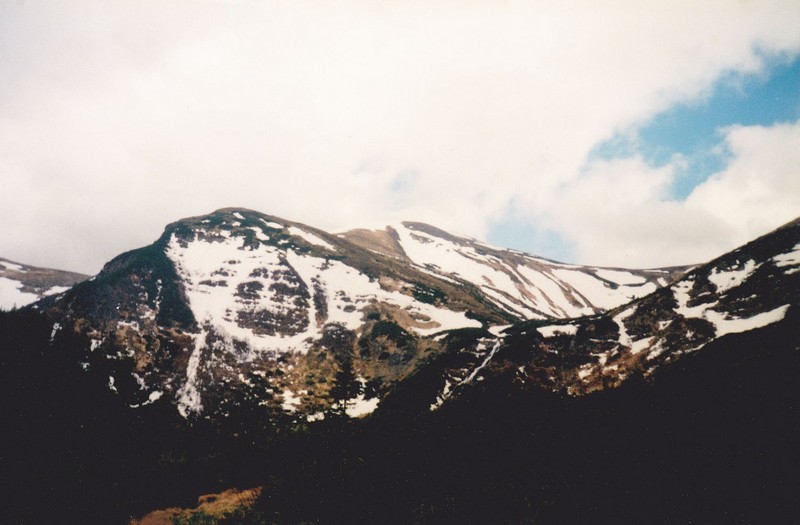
[1,1,799,273]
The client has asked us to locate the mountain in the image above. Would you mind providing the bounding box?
[341,222,688,319]
[0,257,87,310]
[3,209,799,523]
[415,216,800,410]
[34,208,683,421]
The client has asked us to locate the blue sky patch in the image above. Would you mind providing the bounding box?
[590,54,800,199]
[489,54,799,260]
[487,216,577,263]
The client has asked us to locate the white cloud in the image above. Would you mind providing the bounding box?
[547,120,800,267]
[0,1,798,272]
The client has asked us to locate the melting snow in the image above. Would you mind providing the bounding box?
[344,395,380,418]
[393,223,664,320]
[281,389,303,413]
[551,268,656,310]
[430,379,453,411]
[262,219,284,229]
[462,340,502,384]
[0,260,24,271]
[43,285,70,296]
[167,230,482,359]
[537,324,578,338]
[705,304,790,337]
[249,227,271,243]
[772,243,800,268]
[674,274,791,339]
[130,390,164,409]
[488,324,511,337]
[612,306,652,355]
[287,226,336,251]
[177,330,206,417]
[148,390,163,402]
[49,322,61,342]
[0,277,40,309]
[673,278,716,318]
[516,266,593,318]
[708,259,759,293]
[307,412,325,422]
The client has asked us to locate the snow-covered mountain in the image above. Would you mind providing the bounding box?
[31,207,797,424]
[33,208,684,421]
[0,258,87,310]
[424,216,800,408]
[5,209,798,525]
[342,222,688,319]
[38,209,501,419]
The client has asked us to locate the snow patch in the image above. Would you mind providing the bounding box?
[673,278,717,318]
[287,226,336,251]
[43,285,70,296]
[537,324,578,338]
[772,243,800,268]
[345,395,380,418]
[462,340,502,385]
[0,260,24,271]
[130,390,164,409]
[262,219,284,229]
[249,227,271,243]
[177,330,206,418]
[49,322,61,342]
[0,277,40,309]
[705,304,790,337]
[307,412,325,422]
[708,259,759,293]
[281,389,304,413]
[430,379,453,411]
[488,324,511,337]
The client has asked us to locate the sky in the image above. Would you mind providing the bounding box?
[1,1,799,274]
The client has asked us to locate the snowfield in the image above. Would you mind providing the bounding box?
[165,228,482,361]
[391,223,676,320]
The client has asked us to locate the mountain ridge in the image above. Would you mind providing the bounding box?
[26,207,691,421]
[0,257,88,310]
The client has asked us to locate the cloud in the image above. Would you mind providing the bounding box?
[547,120,800,267]
[0,1,799,272]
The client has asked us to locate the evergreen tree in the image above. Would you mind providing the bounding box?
[329,356,362,415]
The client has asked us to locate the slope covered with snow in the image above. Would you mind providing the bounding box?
[165,221,481,358]
[0,258,87,310]
[386,222,685,320]
[492,217,799,397]
[422,216,800,408]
